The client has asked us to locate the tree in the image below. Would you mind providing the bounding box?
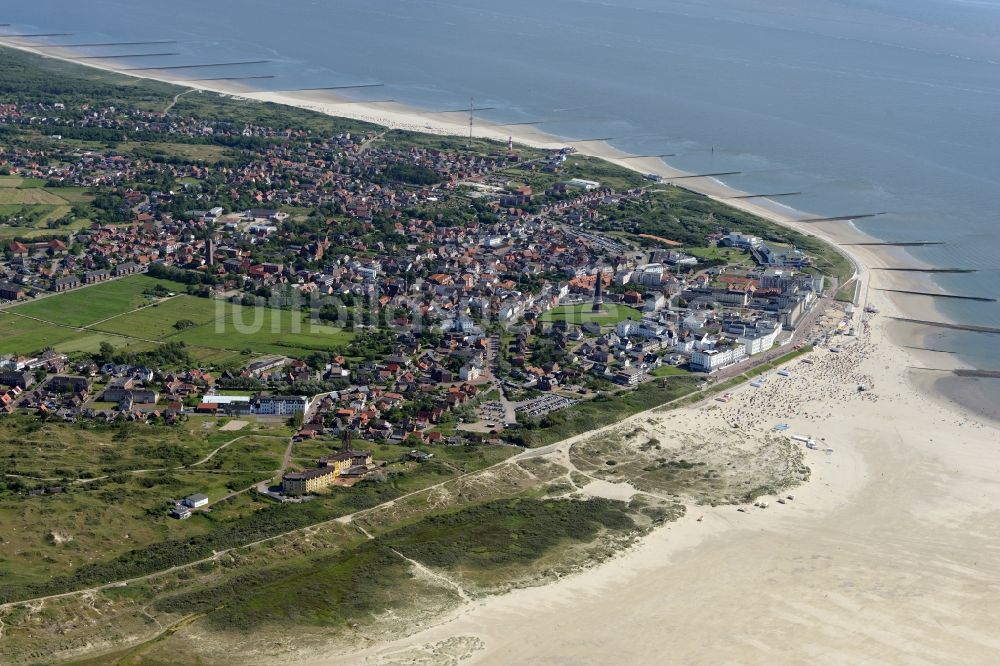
[97,341,115,364]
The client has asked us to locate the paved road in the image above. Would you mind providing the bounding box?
[485,334,517,425]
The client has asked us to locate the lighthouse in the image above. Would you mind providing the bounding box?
[592,268,605,313]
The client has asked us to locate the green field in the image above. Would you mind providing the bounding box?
[9,275,187,327]
[0,188,67,205]
[0,313,88,354]
[0,427,518,604]
[0,313,150,356]
[152,497,635,632]
[835,279,858,303]
[53,330,156,355]
[290,438,515,484]
[199,435,289,473]
[99,295,356,356]
[0,176,45,189]
[172,302,356,356]
[0,175,94,239]
[94,294,220,339]
[651,365,691,377]
[44,186,94,203]
[122,141,231,164]
[686,245,756,266]
[0,217,90,241]
[1,279,357,359]
[539,303,643,327]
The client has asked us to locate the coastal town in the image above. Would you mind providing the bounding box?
[0,48,898,666]
[0,91,849,510]
[4,3,1000,664]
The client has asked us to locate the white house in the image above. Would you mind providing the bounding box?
[722,232,762,250]
[183,493,209,508]
[635,264,666,287]
[614,367,644,386]
[643,293,668,312]
[459,363,483,382]
[615,319,666,340]
[738,322,781,356]
[690,344,747,373]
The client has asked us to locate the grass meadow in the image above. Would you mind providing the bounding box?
[1,276,356,359]
[539,302,643,327]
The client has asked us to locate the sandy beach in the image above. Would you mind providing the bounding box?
[3,38,999,665]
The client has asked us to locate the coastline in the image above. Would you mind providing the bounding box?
[9,37,987,416]
[0,42,921,237]
[0,40,971,317]
[2,38,999,664]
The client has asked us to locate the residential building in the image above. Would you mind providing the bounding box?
[566,178,600,190]
[0,370,34,388]
[51,276,80,292]
[459,363,483,381]
[319,450,373,474]
[243,356,287,377]
[112,261,141,277]
[282,467,337,495]
[734,321,782,356]
[690,344,747,373]
[48,375,91,394]
[254,394,311,416]
[0,282,25,300]
[101,377,136,402]
[84,269,111,284]
[614,367,644,386]
[183,493,209,508]
[635,263,666,287]
[721,232,762,250]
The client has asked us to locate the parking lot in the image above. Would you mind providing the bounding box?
[513,394,578,417]
[476,400,506,424]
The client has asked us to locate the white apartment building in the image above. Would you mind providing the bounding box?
[738,323,782,356]
[254,395,312,416]
[690,344,747,373]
